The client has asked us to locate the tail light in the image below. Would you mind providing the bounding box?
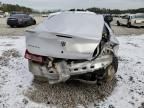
[25,50,43,63]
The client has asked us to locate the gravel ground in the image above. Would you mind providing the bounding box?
[25,78,117,108]
[0,17,144,36]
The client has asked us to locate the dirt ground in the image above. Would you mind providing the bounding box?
[0,17,144,36]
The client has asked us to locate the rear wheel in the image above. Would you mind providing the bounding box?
[117,21,120,26]
[33,20,36,25]
[127,22,131,28]
[102,56,118,82]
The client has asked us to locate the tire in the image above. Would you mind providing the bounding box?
[127,22,131,28]
[117,21,120,26]
[103,56,118,82]
[33,75,48,83]
[33,20,36,25]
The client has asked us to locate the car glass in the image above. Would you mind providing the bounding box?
[135,15,144,18]
[11,14,25,18]
[122,15,129,19]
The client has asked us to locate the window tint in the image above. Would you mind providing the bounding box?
[11,14,25,18]
[135,15,144,18]
[11,14,30,18]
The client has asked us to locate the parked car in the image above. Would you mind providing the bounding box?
[0,14,5,18]
[116,14,144,28]
[42,14,48,17]
[7,14,36,27]
[0,12,5,18]
[25,11,119,84]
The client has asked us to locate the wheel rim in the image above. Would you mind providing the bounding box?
[107,65,115,81]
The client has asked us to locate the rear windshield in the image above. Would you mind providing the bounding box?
[11,14,26,18]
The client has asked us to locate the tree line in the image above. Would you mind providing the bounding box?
[0,3,32,13]
[0,2,144,14]
[70,8,144,14]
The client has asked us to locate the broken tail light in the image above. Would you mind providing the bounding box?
[25,50,43,63]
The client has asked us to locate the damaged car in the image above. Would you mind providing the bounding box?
[25,11,119,84]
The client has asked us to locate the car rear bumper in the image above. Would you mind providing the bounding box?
[28,54,113,84]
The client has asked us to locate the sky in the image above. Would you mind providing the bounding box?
[0,0,144,11]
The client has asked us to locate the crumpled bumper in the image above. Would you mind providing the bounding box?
[29,54,113,84]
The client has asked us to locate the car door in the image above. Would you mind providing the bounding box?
[23,15,31,25]
[120,15,129,25]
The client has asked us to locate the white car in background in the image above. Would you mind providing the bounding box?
[0,13,5,18]
[42,14,48,17]
[25,11,119,84]
[116,14,144,28]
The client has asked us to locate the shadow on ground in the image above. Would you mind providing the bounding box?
[25,78,117,108]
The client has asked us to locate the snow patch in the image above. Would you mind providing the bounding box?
[0,35,144,108]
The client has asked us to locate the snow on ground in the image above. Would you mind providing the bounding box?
[0,35,144,108]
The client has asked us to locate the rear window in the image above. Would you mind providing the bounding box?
[11,14,27,18]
